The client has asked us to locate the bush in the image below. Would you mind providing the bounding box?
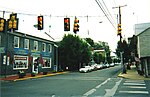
[18,70,26,78]
[31,72,36,77]
[43,72,47,75]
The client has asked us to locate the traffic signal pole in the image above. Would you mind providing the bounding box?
[113,5,127,74]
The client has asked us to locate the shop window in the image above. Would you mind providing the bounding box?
[34,41,38,50]
[42,58,51,68]
[13,55,28,69]
[42,43,46,52]
[24,39,29,49]
[49,44,52,53]
[14,36,19,48]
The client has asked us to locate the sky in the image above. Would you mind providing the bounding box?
[0,0,150,53]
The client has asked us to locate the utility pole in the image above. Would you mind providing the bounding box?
[113,5,127,74]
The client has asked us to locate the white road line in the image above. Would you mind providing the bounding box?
[126,86,146,89]
[95,78,111,89]
[123,83,146,86]
[104,78,122,97]
[125,80,145,83]
[83,78,111,97]
[119,91,149,94]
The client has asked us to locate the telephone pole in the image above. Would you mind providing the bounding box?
[113,5,127,74]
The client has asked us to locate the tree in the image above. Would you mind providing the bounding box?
[116,40,130,63]
[58,34,92,71]
[85,38,94,47]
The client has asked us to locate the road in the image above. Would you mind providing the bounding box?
[1,65,150,97]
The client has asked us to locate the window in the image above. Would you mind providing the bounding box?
[34,41,38,50]
[14,36,19,48]
[42,58,51,68]
[13,55,28,69]
[24,39,29,49]
[42,43,46,52]
[0,35,1,46]
[49,44,52,52]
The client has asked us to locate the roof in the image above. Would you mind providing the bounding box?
[135,22,150,35]
[137,27,150,36]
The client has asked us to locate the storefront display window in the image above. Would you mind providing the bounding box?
[42,58,51,68]
[14,36,19,48]
[13,55,28,69]
[24,39,29,49]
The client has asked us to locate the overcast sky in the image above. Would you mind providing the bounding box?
[0,0,150,52]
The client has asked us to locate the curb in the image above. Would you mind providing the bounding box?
[118,72,126,79]
[117,71,150,80]
[2,72,69,82]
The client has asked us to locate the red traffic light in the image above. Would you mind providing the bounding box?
[38,16,44,30]
[64,18,70,31]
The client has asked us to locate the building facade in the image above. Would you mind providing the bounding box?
[137,27,150,77]
[0,31,58,76]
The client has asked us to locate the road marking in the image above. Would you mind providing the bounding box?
[123,83,145,86]
[125,80,144,83]
[83,78,111,97]
[95,78,111,88]
[119,91,149,94]
[104,78,122,97]
[126,86,146,89]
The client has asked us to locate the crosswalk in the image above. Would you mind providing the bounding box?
[117,79,149,96]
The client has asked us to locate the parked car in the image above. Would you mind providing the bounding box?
[96,64,103,70]
[106,63,110,68]
[103,64,107,68]
[91,64,98,71]
[110,63,115,67]
[79,66,91,73]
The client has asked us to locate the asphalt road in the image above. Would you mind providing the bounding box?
[1,65,150,97]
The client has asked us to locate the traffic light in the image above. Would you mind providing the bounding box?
[117,23,122,36]
[64,18,70,31]
[0,18,6,32]
[8,13,19,31]
[38,16,44,30]
[73,17,79,34]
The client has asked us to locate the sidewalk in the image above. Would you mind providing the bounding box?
[0,71,68,82]
[118,65,150,80]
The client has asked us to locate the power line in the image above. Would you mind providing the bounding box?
[0,10,109,18]
[95,0,117,30]
[101,0,117,25]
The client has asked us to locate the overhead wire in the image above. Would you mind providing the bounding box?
[101,0,117,26]
[95,0,117,30]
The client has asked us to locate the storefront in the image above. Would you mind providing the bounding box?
[31,50,52,74]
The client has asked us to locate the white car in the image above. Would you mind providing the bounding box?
[79,66,91,73]
[96,64,103,70]
[110,63,115,67]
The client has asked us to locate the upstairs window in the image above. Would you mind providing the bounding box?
[49,44,52,53]
[34,41,38,50]
[24,39,29,49]
[14,36,19,48]
[0,35,1,46]
[42,43,46,52]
